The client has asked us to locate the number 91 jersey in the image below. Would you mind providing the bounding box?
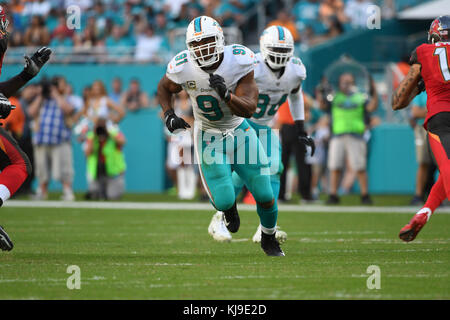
[166,44,255,132]
[251,52,306,126]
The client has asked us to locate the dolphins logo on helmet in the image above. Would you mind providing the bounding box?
[186,16,225,68]
[260,26,294,69]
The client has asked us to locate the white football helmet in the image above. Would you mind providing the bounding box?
[186,16,225,67]
[260,25,294,69]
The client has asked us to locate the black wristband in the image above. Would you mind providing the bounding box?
[294,120,306,135]
[164,109,174,119]
[18,69,34,82]
[224,91,231,103]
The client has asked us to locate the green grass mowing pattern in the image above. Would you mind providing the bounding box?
[0,207,448,299]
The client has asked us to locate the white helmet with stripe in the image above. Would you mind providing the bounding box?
[186,16,225,67]
[260,25,294,69]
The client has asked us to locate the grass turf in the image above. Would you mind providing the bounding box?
[0,206,448,299]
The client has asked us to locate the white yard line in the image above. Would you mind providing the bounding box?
[5,200,450,214]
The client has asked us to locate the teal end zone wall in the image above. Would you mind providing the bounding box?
[2,63,420,194]
[2,63,166,193]
[367,124,416,194]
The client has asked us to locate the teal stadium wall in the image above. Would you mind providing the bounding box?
[2,63,419,194]
[2,64,166,193]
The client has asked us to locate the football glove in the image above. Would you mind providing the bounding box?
[0,93,15,120]
[295,120,315,157]
[23,47,52,78]
[164,109,191,133]
[209,73,231,102]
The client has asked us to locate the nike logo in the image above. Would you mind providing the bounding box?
[224,218,230,226]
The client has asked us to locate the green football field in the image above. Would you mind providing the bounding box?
[0,202,449,300]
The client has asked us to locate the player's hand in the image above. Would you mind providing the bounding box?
[299,133,315,157]
[295,120,315,157]
[164,109,191,133]
[209,74,231,102]
[23,47,52,77]
[0,93,15,119]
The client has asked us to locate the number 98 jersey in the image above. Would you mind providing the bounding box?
[166,44,255,132]
[251,52,306,126]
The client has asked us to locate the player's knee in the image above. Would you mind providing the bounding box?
[250,175,273,203]
[258,198,275,209]
[212,185,236,211]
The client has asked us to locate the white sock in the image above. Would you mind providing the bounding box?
[261,225,276,235]
[416,207,432,221]
[0,184,11,203]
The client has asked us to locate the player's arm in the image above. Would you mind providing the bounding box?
[392,63,422,110]
[157,75,190,132]
[209,71,258,118]
[0,47,52,98]
[289,85,316,156]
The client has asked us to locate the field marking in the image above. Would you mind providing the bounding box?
[6,200,450,214]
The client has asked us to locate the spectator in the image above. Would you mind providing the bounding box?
[51,14,75,40]
[134,25,162,62]
[109,77,123,104]
[79,80,125,127]
[120,79,150,112]
[307,106,330,200]
[105,24,135,61]
[267,9,300,43]
[318,73,378,205]
[84,117,126,200]
[28,76,76,201]
[23,15,50,46]
[409,91,436,205]
[319,0,347,26]
[277,97,314,203]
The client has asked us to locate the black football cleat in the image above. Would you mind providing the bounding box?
[0,225,13,251]
[261,231,285,256]
[223,202,240,233]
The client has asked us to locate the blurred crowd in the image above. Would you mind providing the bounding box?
[3,75,153,201]
[1,0,402,62]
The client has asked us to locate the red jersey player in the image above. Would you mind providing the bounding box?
[0,6,52,251]
[392,15,450,242]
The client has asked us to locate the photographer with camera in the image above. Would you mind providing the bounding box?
[28,76,76,201]
[84,117,126,200]
[317,73,378,205]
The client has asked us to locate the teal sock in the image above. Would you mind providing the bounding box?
[231,171,245,198]
[256,201,278,233]
[270,174,280,201]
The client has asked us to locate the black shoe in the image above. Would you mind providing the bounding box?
[326,194,340,205]
[0,225,13,251]
[410,195,424,205]
[261,232,285,256]
[223,202,240,233]
[361,194,373,205]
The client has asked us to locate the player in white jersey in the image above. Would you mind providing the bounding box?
[157,16,285,256]
[208,25,315,243]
